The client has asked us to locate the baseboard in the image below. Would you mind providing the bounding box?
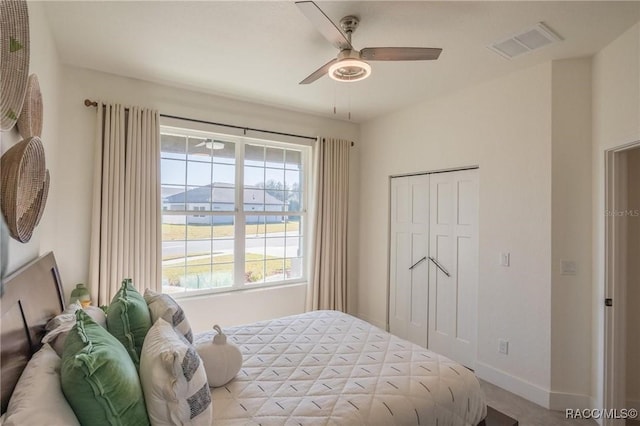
[548,391,592,410]
[475,362,550,408]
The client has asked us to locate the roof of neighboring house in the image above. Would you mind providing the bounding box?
[164,183,283,205]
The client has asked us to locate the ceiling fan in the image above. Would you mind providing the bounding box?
[195,139,225,150]
[296,1,442,84]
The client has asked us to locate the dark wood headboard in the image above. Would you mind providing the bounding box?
[0,252,65,413]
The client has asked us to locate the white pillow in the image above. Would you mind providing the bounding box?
[140,318,212,426]
[42,302,107,356]
[144,289,193,343]
[4,344,80,426]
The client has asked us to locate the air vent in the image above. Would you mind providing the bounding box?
[488,22,562,59]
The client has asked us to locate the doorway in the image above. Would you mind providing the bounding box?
[604,142,640,426]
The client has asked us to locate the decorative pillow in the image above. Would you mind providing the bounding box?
[140,318,212,426]
[107,278,151,367]
[5,344,80,426]
[42,302,107,357]
[61,310,150,426]
[144,288,193,343]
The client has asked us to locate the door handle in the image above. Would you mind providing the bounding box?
[428,256,451,277]
[409,256,427,270]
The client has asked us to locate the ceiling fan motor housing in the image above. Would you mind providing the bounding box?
[330,49,371,82]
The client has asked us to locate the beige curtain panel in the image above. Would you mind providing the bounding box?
[307,137,350,312]
[89,103,161,305]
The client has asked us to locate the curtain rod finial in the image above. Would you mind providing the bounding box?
[84,99,97,107]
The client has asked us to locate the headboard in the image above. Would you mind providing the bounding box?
[0,252,65,413]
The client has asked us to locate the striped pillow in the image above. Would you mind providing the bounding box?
[144,289,193,343]
[140,319,212,425]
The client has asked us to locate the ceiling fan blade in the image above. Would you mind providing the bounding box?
[300,58,338,84]
[195,142,206,147]
[295,1,352,50]
[360,47,442,61]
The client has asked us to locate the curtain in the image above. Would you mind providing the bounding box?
[307,137,350,312]
[89,103,161,305]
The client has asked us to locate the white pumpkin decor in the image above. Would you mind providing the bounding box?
[196,325,243,388]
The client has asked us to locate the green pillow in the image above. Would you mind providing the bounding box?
[61,310,150,426]
[107,279,152,367]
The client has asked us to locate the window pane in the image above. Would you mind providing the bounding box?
[185,219,212,240]
[211,263,234,288]
[187,161,212,187]
[212,216,235,237]
[244,166,264,187]
[212,186,235,211]
[265,256,285,282]
[162,186,186,211]
[162,216,186,241]
[184,265,212,290]
[245,144,264,166]
[287,258,303,280]
[162,265,186,289]
[213,141,236,165]
[161,134,186,160]
[285,233,302,259]
[285,170,300,190]
[187,240,210,260]
[265,147,284,168]
[213,163,235,186]
[245,259,264,283]
[162,240,186,262]
[244,188,265,212]
[285,150,302,170]
[187,137,212,162]
[265,168,285,189]
[161,159,185,185]
[286,191,301,212]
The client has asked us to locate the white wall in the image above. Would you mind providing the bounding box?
[626,148,640,410]
[549,58,593,409]
[592,22,640,410]
[359,63,554,405]
[55,66,359,329]
[1,2,61,277]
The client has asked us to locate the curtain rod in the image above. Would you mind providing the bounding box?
[84,99,318,142]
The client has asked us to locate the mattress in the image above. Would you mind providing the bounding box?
[194,310,486,426]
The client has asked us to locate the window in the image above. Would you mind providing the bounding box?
[160,126,309,296]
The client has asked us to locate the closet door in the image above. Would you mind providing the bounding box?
[389,175,429,347]
[428,169,478,368]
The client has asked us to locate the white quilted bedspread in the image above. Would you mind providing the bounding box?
[194,311,486,426]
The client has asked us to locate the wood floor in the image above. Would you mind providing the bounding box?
[480,380,597,426]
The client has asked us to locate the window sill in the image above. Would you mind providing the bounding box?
[168,280,308,301]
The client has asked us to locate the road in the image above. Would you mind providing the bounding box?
[162,231,302,262]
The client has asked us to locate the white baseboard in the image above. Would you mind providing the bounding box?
[476,362,594,411]
[475,362,550,408]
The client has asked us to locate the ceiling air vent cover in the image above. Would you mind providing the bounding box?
[488,22,562,59]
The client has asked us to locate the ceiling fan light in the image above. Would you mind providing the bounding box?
[328,59,371,82]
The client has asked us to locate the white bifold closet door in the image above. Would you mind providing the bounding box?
[389,175,430,348]
[389,169,478,368]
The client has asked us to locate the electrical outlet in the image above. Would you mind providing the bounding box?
[499,339,509,355]
[500,253,510,267]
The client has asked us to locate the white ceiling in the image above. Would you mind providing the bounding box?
[43,1,640,123]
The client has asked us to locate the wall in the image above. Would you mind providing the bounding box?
[56,66,359,331]
[1,3,61,277]
[359,63,554,405]
[626,148,640,410]
[592,22,640,410]
[549,58,593,409]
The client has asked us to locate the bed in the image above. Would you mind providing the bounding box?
[1,252,487,425]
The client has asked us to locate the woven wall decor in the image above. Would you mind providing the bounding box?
[0,137,49,242]
[0,0,30,131]
[16,74,42,138]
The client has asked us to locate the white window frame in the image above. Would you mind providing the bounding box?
[160,125,311,298]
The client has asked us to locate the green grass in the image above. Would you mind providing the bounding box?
[162,221,299,241]
[163,253,293,286]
